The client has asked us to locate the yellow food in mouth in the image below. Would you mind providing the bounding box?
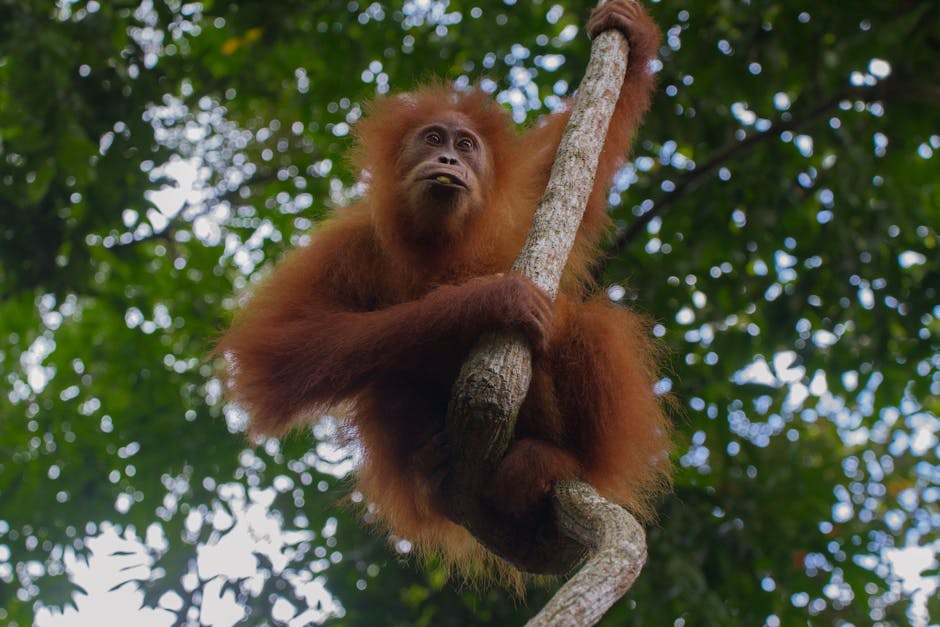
[435,175,452,184]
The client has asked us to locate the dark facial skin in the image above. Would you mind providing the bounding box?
[398,113,490,235]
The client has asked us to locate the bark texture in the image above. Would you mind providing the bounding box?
[442,14,649,622]
[525,481,648,626]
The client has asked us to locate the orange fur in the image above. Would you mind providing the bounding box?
[215,0,670,580]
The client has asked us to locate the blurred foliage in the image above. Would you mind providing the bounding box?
[1,0,938,625]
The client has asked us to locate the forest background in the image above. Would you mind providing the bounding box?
[1,0,938,625]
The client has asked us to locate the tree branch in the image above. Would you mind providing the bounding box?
[594,81,895,275]
[525,481,647,626]
[601,92,847,263]
[442,5,648,618]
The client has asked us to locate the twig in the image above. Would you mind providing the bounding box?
[605,92,847,258]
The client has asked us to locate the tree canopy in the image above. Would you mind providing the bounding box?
[1,0,938,625]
